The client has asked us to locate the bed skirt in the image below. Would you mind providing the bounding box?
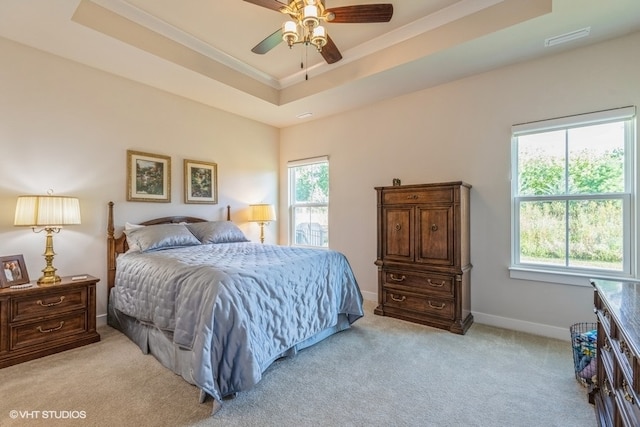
[107,296,353,413]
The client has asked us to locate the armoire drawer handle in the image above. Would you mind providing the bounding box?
[431,224,438,232]
[603,336,611,352]
[37,321,65,334]
[389,274,406,282]
[390,294,406,302]
[428,301,445,310]
[602,378,612,396]
[427,279,445,287]
[37,296,65,307]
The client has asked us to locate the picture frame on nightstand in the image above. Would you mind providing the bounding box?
[0,254,30,288]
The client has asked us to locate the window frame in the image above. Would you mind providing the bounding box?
[287,155,329,248]
[510,106,637,286]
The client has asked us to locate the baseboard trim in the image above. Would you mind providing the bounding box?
[97,313,107,327]
[361,290,377,302]
[98,292,570,341]
[472,311,570,341]
[362,291,570,341]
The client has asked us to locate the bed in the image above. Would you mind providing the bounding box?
[105,202,364,414]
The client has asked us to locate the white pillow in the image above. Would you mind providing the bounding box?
[124,222,145,252]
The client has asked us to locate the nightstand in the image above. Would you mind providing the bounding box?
[0,274,100,368]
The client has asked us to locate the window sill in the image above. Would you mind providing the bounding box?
[509,266,635,287]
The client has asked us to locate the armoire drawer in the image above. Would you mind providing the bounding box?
[383,270,454,297]
[382,188,453,205]
[382,288,455,320]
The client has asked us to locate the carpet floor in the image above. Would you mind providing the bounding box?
[1,301,596,427]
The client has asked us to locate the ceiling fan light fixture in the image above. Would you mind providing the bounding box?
[247,0,393,70]
[302,5,320,28]
[311,25,327,50]
[282,20,299,47]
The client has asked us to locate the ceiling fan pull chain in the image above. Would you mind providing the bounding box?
[305,44,309,81]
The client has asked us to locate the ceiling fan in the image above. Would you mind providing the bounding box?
[244,0,393,65]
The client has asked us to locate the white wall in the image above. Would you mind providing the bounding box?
[279,31,640,340]
[0,37,280,322]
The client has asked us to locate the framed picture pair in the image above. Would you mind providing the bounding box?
[126,150,217,204]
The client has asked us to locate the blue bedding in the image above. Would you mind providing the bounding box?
[111,242,364,405]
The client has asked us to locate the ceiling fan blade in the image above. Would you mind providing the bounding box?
[243,0,287,12]
[320,35,342,64]
[252,28,284,54]
[326,4,393,23]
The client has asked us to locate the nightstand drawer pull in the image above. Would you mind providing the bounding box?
[620,339,631,359]
[389,274,406,282]
[427,279,445,287]
[37,321,65,334]
[623,380,634,404]
[428,301,446,310]
[390,294,406,302]
[37,296,65,307]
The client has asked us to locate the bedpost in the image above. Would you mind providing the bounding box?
[227,205,231,221]
[107,201,116,293]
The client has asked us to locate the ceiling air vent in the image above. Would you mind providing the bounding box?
[545,27,591,47]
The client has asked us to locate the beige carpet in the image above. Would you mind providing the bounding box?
[1,301,595,427]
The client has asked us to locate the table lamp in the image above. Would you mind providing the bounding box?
[249,204,276,244]
[14,193,81,285]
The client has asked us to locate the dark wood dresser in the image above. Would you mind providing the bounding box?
[0,275,100,368]
[374,181,472,334]
[590,279,640,426]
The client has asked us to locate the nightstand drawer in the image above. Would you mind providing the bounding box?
[382,288,455,320]
[10,311,87,351]
[11,288,86,322]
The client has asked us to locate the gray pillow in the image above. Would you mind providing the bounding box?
[124,224,201,252]
[186,221,249,244]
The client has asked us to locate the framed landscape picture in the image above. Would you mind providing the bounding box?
[184,159,217,204]
[0,254,30,288]
[127,150,171,202]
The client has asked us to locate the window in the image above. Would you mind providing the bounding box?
[511,107,636,285]
[288,156,329,247]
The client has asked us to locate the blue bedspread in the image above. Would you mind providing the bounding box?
[111,242,364,403]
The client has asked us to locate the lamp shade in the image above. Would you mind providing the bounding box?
[249,204,276,223]
[14,195,81,226]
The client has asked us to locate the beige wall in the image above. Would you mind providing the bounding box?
[0,37,279,321]
[2,31,638,340]
[279,31,640,339]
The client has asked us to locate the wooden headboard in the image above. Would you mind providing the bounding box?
[106,201,231,293]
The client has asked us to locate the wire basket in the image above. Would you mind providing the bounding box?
[570,322,597,387]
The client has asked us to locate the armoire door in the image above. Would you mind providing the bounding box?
[416,205,454,265]
[383,207,413,262]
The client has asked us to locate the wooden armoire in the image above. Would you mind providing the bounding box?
[374,181,473,334]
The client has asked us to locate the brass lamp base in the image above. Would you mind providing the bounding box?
[37,228,62,285]
[37,273,61,285]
